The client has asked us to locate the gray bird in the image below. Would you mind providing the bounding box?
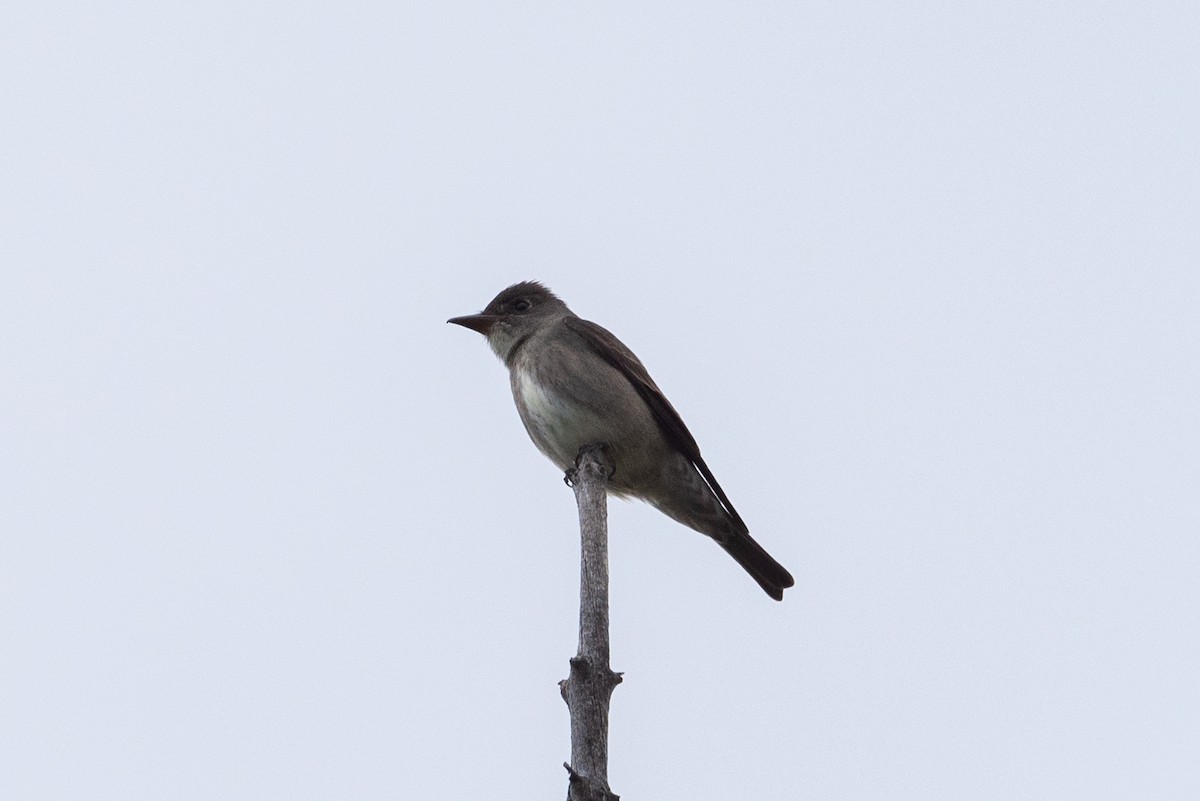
[448,281,794,600]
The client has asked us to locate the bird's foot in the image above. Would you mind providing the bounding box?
[563,443,615,488]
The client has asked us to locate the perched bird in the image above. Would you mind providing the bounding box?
[448,281,794,600]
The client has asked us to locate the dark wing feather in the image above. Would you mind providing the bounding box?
[563,316,748,534]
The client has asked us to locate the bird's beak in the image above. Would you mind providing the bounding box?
[447,314,499,335]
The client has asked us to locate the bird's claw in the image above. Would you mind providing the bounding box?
[564,443,615,487]
[573,443,616,480]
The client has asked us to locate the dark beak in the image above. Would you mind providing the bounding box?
[447,314,499,335]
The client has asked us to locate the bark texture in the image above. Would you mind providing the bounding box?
[561,445,622,801]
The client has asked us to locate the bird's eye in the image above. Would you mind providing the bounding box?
[512,298,532,312]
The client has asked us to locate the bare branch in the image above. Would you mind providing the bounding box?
[561,445,622,801]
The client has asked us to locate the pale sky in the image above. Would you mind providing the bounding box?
[3,2,1198,799]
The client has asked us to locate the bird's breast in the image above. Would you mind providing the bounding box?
[515,366,567,427]
[512,364,588,468]
[509,346,667,491]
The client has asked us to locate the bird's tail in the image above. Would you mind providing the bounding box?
[718,531,795,601]
[646,455,795,600]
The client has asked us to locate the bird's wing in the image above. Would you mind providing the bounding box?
[563,316,748,534]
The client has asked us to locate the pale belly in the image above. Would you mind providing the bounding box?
[509,354,669,499]
[512,366,600,468]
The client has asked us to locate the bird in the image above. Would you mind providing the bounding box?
[448,281,794,600]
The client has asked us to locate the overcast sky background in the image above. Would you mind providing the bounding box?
[3,2,1198,799]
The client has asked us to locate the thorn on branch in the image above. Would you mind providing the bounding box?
[564,763,620,801]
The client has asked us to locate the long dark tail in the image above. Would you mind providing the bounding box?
[719,531,795,601]
[647,454,795,600]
